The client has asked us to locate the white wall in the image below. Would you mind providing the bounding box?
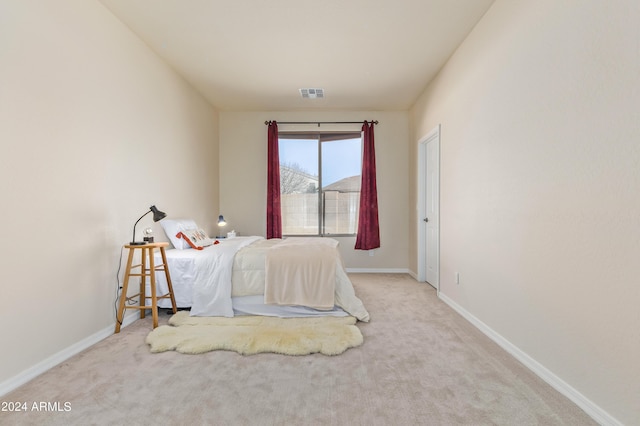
[219,111,409,270]
[0,0,218,390]
[409,0,639,423]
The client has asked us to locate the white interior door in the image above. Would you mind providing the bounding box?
[417,125,440,289]
[425,137,439,288]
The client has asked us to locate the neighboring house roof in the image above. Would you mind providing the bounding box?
[323,175,361,192]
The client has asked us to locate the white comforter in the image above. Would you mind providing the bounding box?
[189,236,263,317]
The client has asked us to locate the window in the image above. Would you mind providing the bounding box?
[279,132,362,236]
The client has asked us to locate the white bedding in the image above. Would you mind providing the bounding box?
[189,236,263,317]
[148,236,370,321]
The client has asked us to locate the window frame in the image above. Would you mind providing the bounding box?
[278,131,362,237]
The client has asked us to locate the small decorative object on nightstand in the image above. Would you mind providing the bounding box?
[143,227,154,243]
[115,242,177,333]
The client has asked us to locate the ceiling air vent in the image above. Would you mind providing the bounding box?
[299,88,324,99]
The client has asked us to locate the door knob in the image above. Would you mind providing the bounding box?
[423,218,429,222]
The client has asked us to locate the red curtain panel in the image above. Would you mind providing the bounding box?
[355,121,380,250]
[266,121,282,239]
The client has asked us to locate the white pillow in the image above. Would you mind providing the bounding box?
[160,219,198,249]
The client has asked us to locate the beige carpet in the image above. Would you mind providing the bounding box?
[3,274,597,426]
[146,311,362,355]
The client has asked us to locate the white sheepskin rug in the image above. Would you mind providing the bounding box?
[145,311,363,356]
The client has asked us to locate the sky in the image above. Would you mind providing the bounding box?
[279,137,361,186]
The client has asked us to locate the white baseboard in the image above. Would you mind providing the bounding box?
[0,311,140,398]
[346,268,411,274]
[438,292,622,426]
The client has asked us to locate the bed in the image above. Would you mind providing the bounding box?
[146,229,370,322]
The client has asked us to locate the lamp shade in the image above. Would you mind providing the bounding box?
[150,205,166,222]
[218,215,227,226]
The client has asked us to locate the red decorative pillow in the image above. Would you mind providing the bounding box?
[175,228,216,250]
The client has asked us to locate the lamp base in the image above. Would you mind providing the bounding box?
[129,241,147,245]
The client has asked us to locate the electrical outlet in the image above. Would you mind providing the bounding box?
[368,250,374,257]
[455,272,460,285]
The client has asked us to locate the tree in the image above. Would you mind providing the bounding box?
[280,162,317,194]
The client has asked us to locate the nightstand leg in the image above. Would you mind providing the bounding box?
[158,246,177,314]
[140,247,147,320]
[115,248,135,333]
[148,247,159,328]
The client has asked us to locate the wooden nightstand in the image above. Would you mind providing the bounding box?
[115,242,177,333]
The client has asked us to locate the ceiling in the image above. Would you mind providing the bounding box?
[99,0,494,111]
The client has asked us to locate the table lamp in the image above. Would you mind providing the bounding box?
[217,215,226,238]
[130,205,166,245]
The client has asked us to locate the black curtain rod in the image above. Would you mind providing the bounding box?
[264,120,378,126]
